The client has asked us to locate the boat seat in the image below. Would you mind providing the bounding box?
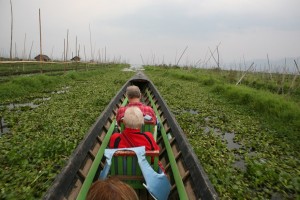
[100,148,159,189]
[99,147,171,199]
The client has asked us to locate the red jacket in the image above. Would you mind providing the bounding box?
[109,128,160,151]
[116,102,156,125]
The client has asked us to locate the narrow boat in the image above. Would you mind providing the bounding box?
[44,72,218,200]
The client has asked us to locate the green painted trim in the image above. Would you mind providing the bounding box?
[118,157,123,174]
[153,125,158,141]
[153,156,159,172]
[146,90,189,199]
[127,157,132,175]
[122,97,128,106]
[76,119,116,200]
[111,159,116,175]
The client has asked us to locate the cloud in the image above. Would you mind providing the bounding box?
[0,0,299,65]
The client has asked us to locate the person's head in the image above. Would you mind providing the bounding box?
[126,85,141,100]
[123,106,144,129]
[86,178,138,200]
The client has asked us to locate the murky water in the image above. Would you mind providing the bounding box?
[182,109,198,114]
[51,86,70,94]
[0,117,9,136]
[223,132,242,150]
[207,127,253,171]
[7,102,39,110]
[233,155,246,172]
[3,97,51,110]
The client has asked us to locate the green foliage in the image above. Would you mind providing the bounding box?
[0,75,63,102]
[1,64,299,199]
[0,62,121,76]
[145,66,300,200]
[210,83,300,142]
[0,64,132,199]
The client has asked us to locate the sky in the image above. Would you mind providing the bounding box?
[0,0,300,70]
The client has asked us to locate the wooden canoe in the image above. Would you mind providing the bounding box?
[43,72,218,200]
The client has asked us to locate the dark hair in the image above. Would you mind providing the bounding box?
[86,178,138,200]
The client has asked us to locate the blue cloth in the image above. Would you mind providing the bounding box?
[99,147,171,200]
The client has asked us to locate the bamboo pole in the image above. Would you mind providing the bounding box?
[236,62,254,85]
[78,44,80,59]
[105,46,106,63]
[84,45,86,62]
[209,47,219,69]
[217,45,220,68]
[28,41,34,60]
[39,8,42,62]
[14,42,17,58]
[92,43,96,62]
[66,29,69,61]
[98,49,100,63]
[289,60,300,92]
[63,39,66,61]
[267,54,273,81]
[176,46,188,66]
[278,58,287,94]
[89,24,93,61]
[203,42,221,68]
[10,0,13,60]
[22,33,26,60]
[294,59,300,74]
[75,35,77,57]
[140,54,145,65]
[51,46,54,60]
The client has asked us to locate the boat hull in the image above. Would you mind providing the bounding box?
[44,72,218,200]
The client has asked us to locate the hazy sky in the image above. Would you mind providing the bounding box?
[0,0,299,68]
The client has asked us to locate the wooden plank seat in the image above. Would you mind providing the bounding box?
[107,149,160,189]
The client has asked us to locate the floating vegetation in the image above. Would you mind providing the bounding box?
[0,64,299,199]
[145,66,300,199]
[0,64,132,199]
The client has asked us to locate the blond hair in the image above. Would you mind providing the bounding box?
[123,106,144,129]
[86,178,138,200]
[126,85,141,99]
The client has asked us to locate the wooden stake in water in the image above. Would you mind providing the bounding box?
[10,0,13,60]
[289,60,300,92]
[39,8,42,62]
[236,62,254,85]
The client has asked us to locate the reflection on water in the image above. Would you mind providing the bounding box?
[223,132,242,150]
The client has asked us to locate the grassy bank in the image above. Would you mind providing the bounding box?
[144,66,299,199]
[0,62,119,76]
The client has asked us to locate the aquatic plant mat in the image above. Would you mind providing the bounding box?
[0,64,299,199]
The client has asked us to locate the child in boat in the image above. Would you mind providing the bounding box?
[110,106,159,151]
[110,106,165,173]
[86,177,138,200]
[116,85,156,125]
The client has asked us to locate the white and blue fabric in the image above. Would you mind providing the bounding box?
[99,147,171,200]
